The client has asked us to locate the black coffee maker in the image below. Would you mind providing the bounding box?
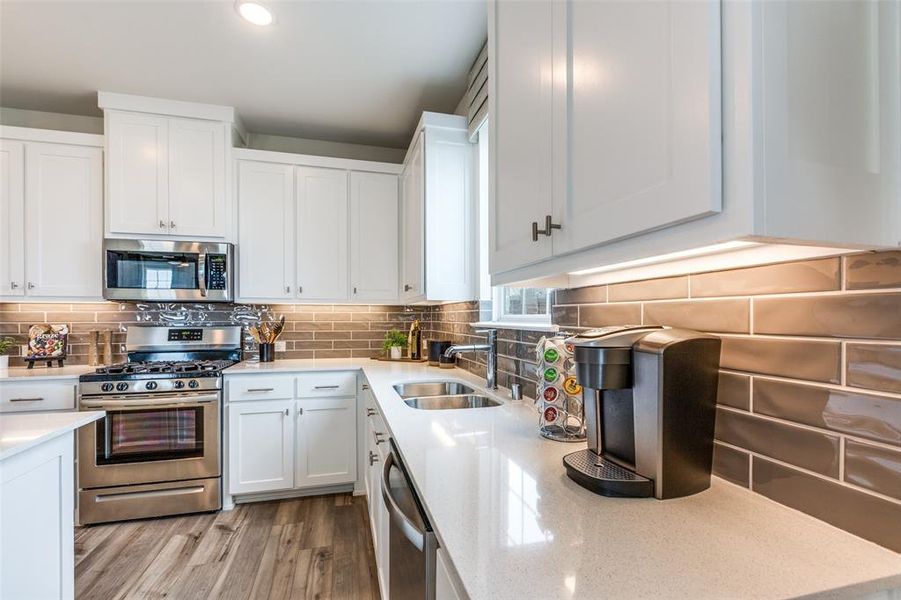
[563,325,721,499]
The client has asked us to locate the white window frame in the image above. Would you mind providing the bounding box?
[492,286,554,325]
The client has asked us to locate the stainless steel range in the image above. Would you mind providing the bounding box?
[77,325,242,525]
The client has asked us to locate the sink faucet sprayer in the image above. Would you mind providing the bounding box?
[443,329,498,390]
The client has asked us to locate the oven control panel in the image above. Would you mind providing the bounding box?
[168,329,204,342]
[79,377,222,396]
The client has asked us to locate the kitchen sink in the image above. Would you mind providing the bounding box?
[393,381,476,398]
[403,395,502,410]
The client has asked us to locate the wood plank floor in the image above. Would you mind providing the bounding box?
[75,493,380,600]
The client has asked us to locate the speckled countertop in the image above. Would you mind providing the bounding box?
[0,365,96,381]
[0,410,105,461]
[228,359,901,599]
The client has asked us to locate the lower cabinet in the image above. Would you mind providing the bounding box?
[364,390,390,600]
[226,373,358,496]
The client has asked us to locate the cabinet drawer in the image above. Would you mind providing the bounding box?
[227,376,294,402]
[0,380,77,413]
[297,372,357,397]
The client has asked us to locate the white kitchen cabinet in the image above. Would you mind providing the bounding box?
[25,142,103,297]
[228,399,295,495]
[0,139,24,296]
[295,396,357,488]
[436,548,468,600]
[295,165,349,301]
[489,0,901,286]
[350,171,399,301]
[100,93,234,240]
[365,393,390,600]
[400,113,476,302]
[0,128,103,301]
[237,160,295,301]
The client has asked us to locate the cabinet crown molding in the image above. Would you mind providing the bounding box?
[98,91,236,123]
[0,125,103,147]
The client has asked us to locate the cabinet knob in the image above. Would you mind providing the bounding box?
[297,407,304,416]
[170,221,176,229]
[298,285,303,294]
[374,432,386,445]
[366,407,376,417]
[404,284,412,292]
[285,285,290,294]
[369,451,379,466]
[353,286,358,295]
[284,408,289,416]
[159,220,166,229]
[10,282,18,289]
[27,282,35,290]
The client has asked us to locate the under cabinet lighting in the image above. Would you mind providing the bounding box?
[236,1,273,26]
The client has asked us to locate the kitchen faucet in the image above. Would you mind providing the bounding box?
[443,329,498,390]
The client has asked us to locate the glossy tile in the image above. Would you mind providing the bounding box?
[752,456,901,552]
[845,250,901,290]
[847,344,901,395]
[608,276,689,302]
[554,286,606,305]
[579,303,642,328]
[643,299,750,334]
[753,293,901,340]
[551,305,578,327]
[691,258,840,297]
[844,440,901,501]
[719,336,841,383]
[753,378,901,445]
[712,443,750,487]
[717,371,750,410]
[714,407,840,477]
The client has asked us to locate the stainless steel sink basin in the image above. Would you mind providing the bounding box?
[393,381,476,399]
[403,395,502,410]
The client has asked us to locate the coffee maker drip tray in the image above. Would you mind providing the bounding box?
[563,450,654,498]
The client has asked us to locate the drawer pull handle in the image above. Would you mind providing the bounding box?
[362,384,370,390]
[374,432,386,445]
[366,408,376,417]
[10,397,44,402]
[246,388,274,392]
[313,385,340,390]
[369,451,379,466]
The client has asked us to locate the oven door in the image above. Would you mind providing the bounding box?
[103,239,233,302]
[78,391,220,489]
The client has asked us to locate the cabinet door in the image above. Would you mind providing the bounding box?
[400,136,424,301]
[168,118,227,238]
[24,143,102,298]
[350,171,399,301]
[488,0,555,274]
[553,0,722,255]
[228,400,294,494]
[295,166,349,301]
[106,111,169,235]
[295,396,357,488]
[237,160,295,301]
[0,140,24,296]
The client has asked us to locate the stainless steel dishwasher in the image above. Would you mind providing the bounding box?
[382,439,438,600]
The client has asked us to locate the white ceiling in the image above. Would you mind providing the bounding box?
[0,0,486,148]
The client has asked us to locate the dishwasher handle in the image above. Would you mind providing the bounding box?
[381,451,427,551]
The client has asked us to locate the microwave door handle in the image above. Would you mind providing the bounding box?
[381,452,426,551]
[197,253,207,297]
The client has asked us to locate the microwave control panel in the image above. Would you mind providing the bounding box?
[207,255,227,290]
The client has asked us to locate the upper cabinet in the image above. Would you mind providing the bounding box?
[234,149,402,304]
[399,113,477,303]
[99,92,234,241]
[489,0,901,285]
[0,128,103,300]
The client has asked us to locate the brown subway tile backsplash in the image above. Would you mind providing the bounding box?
[714,407,840,477]
[752,457,901,552]
[719,336,841,384]
[608,276,688,302]
[579,303,642,328]
[717,372,751,410]
[845,250,901,290]
[754,293,901,340]
[551,305,579,327]
[712,443,750,487]
[847,343,901,395]
[643,299,750,333]
[753,378,901,446]
[844,440,901,501]
[555,286,607,305]
[690,258,840,298]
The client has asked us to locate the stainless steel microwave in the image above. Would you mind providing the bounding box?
[103,239,234,303]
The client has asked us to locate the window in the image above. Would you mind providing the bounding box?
[493,287,553,324]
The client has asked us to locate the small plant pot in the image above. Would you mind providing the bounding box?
[259,343,275,363]
[0,355,8,369]
[389,346,402,360]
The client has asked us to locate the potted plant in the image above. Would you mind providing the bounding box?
[383,329,407,360]
[0,337,14,369]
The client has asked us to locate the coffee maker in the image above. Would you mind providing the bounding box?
[563,325,721,499]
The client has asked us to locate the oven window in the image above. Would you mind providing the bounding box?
[96,407,204,464]
[106,251,198,290]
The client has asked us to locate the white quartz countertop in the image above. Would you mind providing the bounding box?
[0,410,104,461]
[0,365,97,381]
[226,359,901,598]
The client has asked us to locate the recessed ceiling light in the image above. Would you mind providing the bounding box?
[236,1,273,26]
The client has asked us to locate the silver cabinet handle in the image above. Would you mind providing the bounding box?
[10,397,44,403]
[374,431,386,445]
[297,407,304,416]
[159,220,166,229]
[404,284,412,292]
[369,451,379,466]
[314,385,340,390]
[532,215,562,241]
[366,407,376,417]
[285,285,290,294]
[27,282,35,289]
[10,282,18,289]
[170,220,176,229]
[362,384,370,390]
[284,408,289,416]
[246,387,274,392]
[353,286,358,295]
[298,285,303,294]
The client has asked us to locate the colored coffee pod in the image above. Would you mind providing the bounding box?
[543,347,560,364]
[543,367,559,383]
[542,386,559,403]
[543,406,559,424]
[563,376,582,396]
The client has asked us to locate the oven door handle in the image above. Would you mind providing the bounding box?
[381,451,427,551]
[80,395,219,410]
[198,252,208,297]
